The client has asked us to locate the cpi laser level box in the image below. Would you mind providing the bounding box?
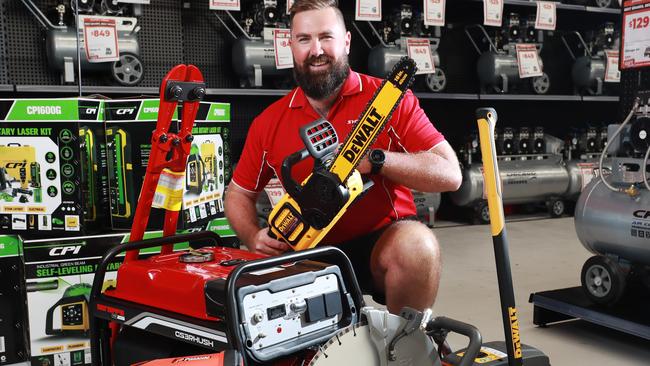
[0,235,29,365]
[104,99,232,230]
[20,226,234,366]
[0,99,109,237]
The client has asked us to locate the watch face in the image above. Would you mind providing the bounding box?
[371,149,384,163]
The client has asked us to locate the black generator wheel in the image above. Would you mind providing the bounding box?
[581,255,626,305]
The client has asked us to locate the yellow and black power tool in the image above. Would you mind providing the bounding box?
[267,57,417,250]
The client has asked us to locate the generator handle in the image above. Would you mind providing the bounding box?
[89,231,224,306]
[224,246,365,355]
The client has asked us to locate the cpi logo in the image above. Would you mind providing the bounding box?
[49,245,82,256]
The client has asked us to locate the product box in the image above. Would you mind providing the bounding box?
[21,222,238,366]
[104,100,232,230]
[0,235,28,365]
[0,99,109,238]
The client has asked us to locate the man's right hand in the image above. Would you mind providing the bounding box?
[248,227,290,256]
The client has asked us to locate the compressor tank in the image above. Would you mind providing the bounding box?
[46,22,139,72]
[477,51,520,89]
[450,155,569,207]
[368,46,440,78]
[571,56,605,91]
[575,177,650,265]
[565,159,604,200]
[231,39,291,84]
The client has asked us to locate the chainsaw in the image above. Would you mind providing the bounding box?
[267,57,417,251]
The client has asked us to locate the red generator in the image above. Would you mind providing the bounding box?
[88,64,364,366]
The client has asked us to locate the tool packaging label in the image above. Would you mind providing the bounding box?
[0,235,28,365]
[21,231,196,365]
[0,99,106,237]
[104,100,231,230]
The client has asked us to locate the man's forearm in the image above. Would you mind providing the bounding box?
[380,150,461,193]
[224,190,261,248]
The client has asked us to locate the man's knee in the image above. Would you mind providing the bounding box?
[372,220,441,276]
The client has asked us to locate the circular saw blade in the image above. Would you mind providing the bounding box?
[307,321,439,366]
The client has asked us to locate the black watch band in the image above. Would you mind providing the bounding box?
[369,149,385,175]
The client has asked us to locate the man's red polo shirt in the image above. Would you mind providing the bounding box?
[232,70,446,244]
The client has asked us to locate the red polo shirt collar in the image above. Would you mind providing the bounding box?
[288,70,363,109]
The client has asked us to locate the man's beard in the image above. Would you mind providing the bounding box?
[293,54,350,100]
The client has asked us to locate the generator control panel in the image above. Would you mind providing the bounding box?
[240,273,342,351]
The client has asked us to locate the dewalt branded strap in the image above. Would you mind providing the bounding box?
[330,57,417,182]
[268,57,417,251]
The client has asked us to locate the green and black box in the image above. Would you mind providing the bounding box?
[0,99,109,238]
[104,99,232,230]
[0,235,28,365]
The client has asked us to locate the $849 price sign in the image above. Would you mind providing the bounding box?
[83,17,119,63]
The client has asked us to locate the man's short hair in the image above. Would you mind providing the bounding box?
[289,0,346,30]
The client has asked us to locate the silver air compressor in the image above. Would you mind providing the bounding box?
[359,5,447,92]
[565,0,619,8]
[215,0,292,88]
[452,128,568,223]
[465,13,550,94]
[575,96,650,306]
[21,0,144,86]
[562,22,619,95]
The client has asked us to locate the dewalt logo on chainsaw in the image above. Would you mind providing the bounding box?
[268,57,417,251]
[341,107,383,164]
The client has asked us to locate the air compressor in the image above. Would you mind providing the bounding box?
[20,0,144,86]
[575,96,650,306]
[361,5,447,92]
[565,0,619,8]
[213,0,292,88]
[452,128,577,223]
[562,22,619,95]
[465,13,551,94]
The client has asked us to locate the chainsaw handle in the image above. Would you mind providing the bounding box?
[281,148,310,199]
[224,246,364,356]
[426,316,482,366]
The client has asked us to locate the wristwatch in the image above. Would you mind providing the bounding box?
[369,149,386,175]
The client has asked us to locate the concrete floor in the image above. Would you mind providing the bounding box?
[429,217,650,365]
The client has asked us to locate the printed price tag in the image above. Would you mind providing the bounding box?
[83,17,119,63]
[273,29,293,69]
[209,0,240,11]
[578,163,597,190]
[535,1,556,31]
[516,44,543,78]
[152,169,185,211]
[263,178,286,207]
[406,38,435,74]
[484,0,504,27]
[605,50,621,82]
[286,0,294,14]
[424,0,445,27]
[356,0,382,21]
[621,1,650,69]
